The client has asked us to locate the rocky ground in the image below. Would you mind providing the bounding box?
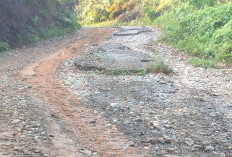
[0,26,231,157]
[59,26,232,156]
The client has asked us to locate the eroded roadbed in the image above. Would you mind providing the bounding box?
[0,26,232,157]
[59,26,232,156]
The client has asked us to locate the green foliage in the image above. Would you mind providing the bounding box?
[79,0,232,64]
[79,0,112,25]
[146,57,173,74]
[187,58,216,68]
[104,69,147,76]
[157,2,232,63]
[41,25,76,40]
[19,24,78,44]
[17,0,80,45]
[0,42,10,52]
[31,16,40,26]
[79,0,140,25]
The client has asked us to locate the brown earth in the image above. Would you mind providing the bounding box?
[0,27,147,156]
[1,26,232,157]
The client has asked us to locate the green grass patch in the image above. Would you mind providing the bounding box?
[154,2,232,64]
[95,58,172,76]
[103,69,147,76]
[19,25,79,45]
[0,42,10,52]
[41,25,76,40]
[146,58,173,74]
[187,57,216,68]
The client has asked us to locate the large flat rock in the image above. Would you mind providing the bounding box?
[75,43,152,71]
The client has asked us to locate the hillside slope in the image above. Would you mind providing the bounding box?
[0,0,79,48]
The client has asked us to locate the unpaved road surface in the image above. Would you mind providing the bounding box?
[0,27,232,157]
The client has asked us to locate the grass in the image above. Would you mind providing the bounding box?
[103,58,172,76]
[19,25,79,45]
[103,69,147,76]
[41,25,76,40]
[187,57,216,68]
[146,58,173,74]
[76,57,172,76]
[154,2,232,64]
[0,42,10,52]
[90,20,117,27]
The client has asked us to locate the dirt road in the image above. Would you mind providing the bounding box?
[0,27,232,157]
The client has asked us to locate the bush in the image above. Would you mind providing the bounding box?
[146,58,173,74]
[0,42,10,52]
[155,2,232,63]
[187,58,215,68]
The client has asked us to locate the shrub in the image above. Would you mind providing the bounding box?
[187,58,215,68]
[146,58,173,74]
[0,42,10,52]
[155,2,232,63]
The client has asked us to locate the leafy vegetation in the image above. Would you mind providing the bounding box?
[146,57,173,74]
[79,0,232,65]
[0,42,10,52]
[187,58,215,68]
[19,0,80,44]
[155,1,232,63]
[82,57,172,76]
[0,0,80,47]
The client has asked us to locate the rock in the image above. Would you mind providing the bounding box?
[152,121,159,128]
[167,147,176,153]
[157,137,165,143]
[81,149,92,156]
[184,138,194,146]
[12,119,20,124]
[205,145,214,151]
[192,144,202,150]
[123,119,131,125]
[146,138,156,144]
[92,152,101,157]
[159,80,166,84]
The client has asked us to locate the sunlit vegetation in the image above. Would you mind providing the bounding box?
[187,58,216,68]
[79,0,232,65]
[0,42,10,52]
[156,1,232,63]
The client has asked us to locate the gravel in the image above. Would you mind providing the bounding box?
[59,26,232,156]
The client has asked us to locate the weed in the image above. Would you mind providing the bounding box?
[155,2,232,63]
[0,42,10,52]
[146,58,173,75]
[104,69,147,76]
[187,57,216,68]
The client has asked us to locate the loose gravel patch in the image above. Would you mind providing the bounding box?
[59,26,232,156]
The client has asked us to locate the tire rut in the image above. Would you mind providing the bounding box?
[20,28,147,157]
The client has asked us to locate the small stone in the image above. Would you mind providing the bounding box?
[92,152,101,157]
[152,121,159,127]
[164,124,173,129]
[81,149,92,156]
[157,137,165,143]
[12,119,20,124]
[146,138,156,144]
[144,147,150,150]
[192,144,202,149]
[159,80,166,84]
[184,138,194,146]
[167,147,176,153]
[205,145,214,151]
[89,120,96,124]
